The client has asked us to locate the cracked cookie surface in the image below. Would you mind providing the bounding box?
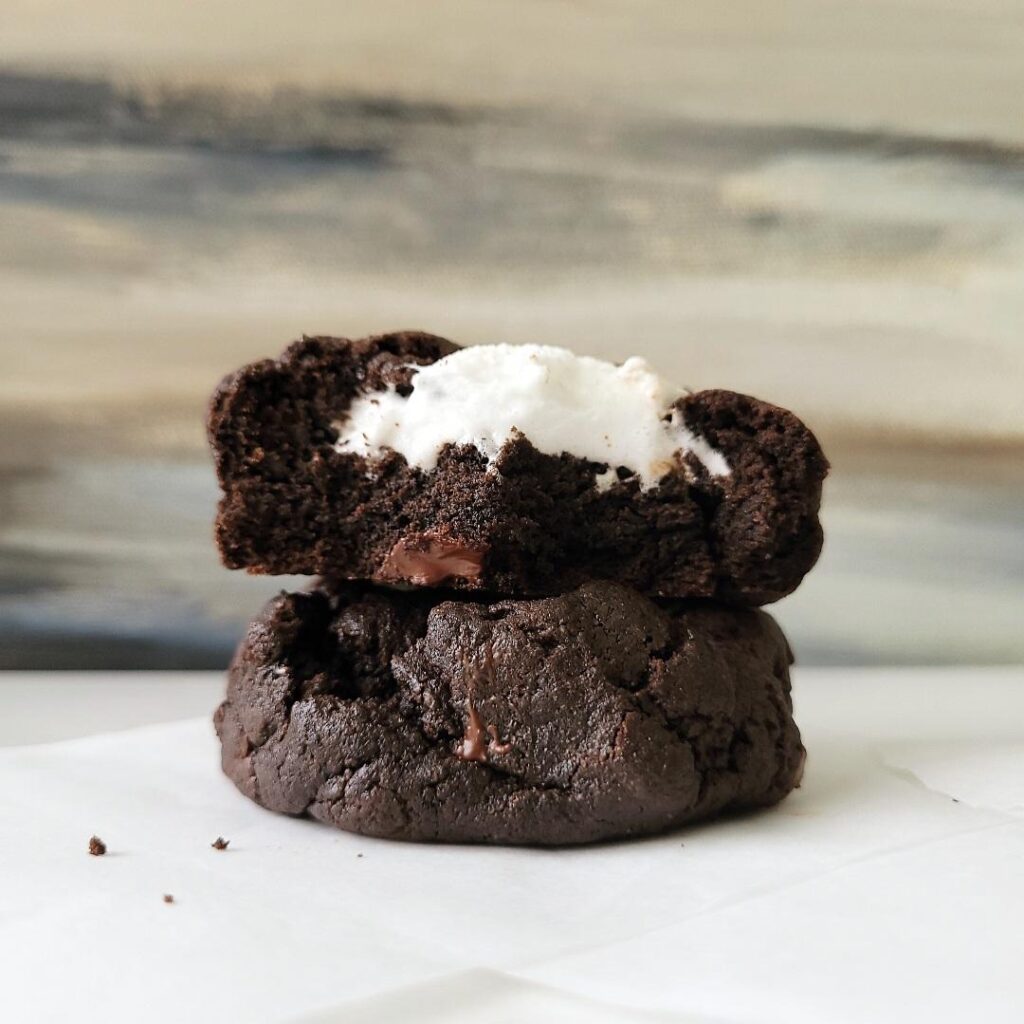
[216,581,804,845]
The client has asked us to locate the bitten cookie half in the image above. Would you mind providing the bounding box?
[208,333,828,604]
[215,581,805,845]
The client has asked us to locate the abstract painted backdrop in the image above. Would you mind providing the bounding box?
[2,0,1022,667]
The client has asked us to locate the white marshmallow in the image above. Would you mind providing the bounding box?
[334,344,729,489]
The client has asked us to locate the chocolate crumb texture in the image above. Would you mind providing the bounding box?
[163,894,174,904]
[211,837,229,850]
[208,332,827,603]
[88,836,107,856]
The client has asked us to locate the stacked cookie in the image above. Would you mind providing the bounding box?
[209,334,828,845]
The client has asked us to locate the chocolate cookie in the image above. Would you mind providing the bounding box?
[208,333,828,604]
[215,581,805,845]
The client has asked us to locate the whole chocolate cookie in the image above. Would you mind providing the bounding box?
[208,333,828,604]
[215,581,805,845]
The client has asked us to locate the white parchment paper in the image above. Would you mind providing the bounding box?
[1,671,1021,1023]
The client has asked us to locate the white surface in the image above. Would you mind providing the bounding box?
[1,669,1022,1024]
[0,673,220,747]
[335,344,729,487]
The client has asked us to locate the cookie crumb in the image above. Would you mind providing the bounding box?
[357,853,363,858]
[211,837,230,850]
[88,836,107,856]
[163,894,174,904]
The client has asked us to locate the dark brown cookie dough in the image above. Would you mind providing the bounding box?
[208,333,828,604]
[215,581,805,845]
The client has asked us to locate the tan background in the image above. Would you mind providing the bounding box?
[2,1,1022,666]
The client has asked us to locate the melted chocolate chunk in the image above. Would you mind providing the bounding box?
[454,650,508,763]
[456,698,488,762]
[486,724,513,756]
[378,534,485,587]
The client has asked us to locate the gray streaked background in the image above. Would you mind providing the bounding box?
[1,0,1022,669]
